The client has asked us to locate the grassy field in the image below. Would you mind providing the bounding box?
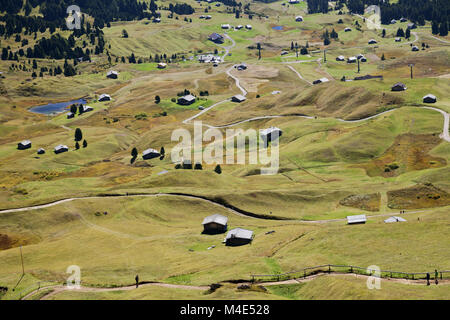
[0,196,448,300]
[0,1,449,300]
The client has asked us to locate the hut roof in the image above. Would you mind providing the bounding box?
[142,148,160,156]
[226,228,253,240]
[20,140,31,146]
[180,94,196,102]
[423,94,437,100]
[232,94,246,102]
[202,214,228,226]
[347,214,367,224]
[54,144,68,151]
[384,216,407,223]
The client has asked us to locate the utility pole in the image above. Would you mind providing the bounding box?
[295,43,298,58]
[20,246,25,275]
[357,59,360,73]
[324,49,327,62]
[409,64,414,79]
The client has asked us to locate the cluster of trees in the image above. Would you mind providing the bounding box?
[0,14,58,38]
[23,34,86,60]
[218,0,241,7]
[115,51,184,65]
[307,0,330,14]
[2,21,104,63]
[379,0,448,36]
[341,0,449,36]
[168,3,195,15]
[396,27,411,39]
[8,59,77,78]
[1,0,156,31]
[74,128,88,150]
[177,89,192,97]
[305,0,448,36]
[322,29,338,45]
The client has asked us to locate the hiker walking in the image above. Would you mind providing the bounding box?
[426,273,430,286]
[135,275,139,288]
[435,270,439,285]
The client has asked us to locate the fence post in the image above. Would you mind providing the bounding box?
[412,274,414,280]
[304,270,306,278]
[441,272,443,280]
[328,265,331,273]
[350,266,353,273]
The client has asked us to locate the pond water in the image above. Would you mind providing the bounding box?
[272,26,284,30]
[29,99,87,115]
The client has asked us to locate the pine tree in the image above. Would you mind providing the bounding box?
[439,22,449,37]
[1,48,8,60]
[74,128,83,142]
[83,140,87,148]
[214,164,222,174]
[131,147,138,158]
[432,21,439,35]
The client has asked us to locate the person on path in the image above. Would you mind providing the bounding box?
[426,273,430,286]
[135,275,139,288]
[435,270,439,285]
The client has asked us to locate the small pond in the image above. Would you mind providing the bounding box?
[272,26,284,30]
[29,99,87,115]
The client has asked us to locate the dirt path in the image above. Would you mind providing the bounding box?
[23,271,449,300]
[286,65,313,85]
[182,34,248,126]
[429,35,450,44]
[423,107,450,142]
[22,282,209,300]
[252,272,450,287]
[0,192,435,226]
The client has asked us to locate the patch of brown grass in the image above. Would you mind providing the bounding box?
[387,183,450,209]
[339,193,381,212]
[361,134,446,177]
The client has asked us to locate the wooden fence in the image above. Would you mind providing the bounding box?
[251,264,450,282]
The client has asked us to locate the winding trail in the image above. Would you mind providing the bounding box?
[252,272,450,287]
[22,282,209,300]
[182,34,247,126]
[429,35,450,44]
[423,107,450,142]
[0,192,433,225]
[286,65,313,85]
[182,34,449,144]
[21,269,449,300]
